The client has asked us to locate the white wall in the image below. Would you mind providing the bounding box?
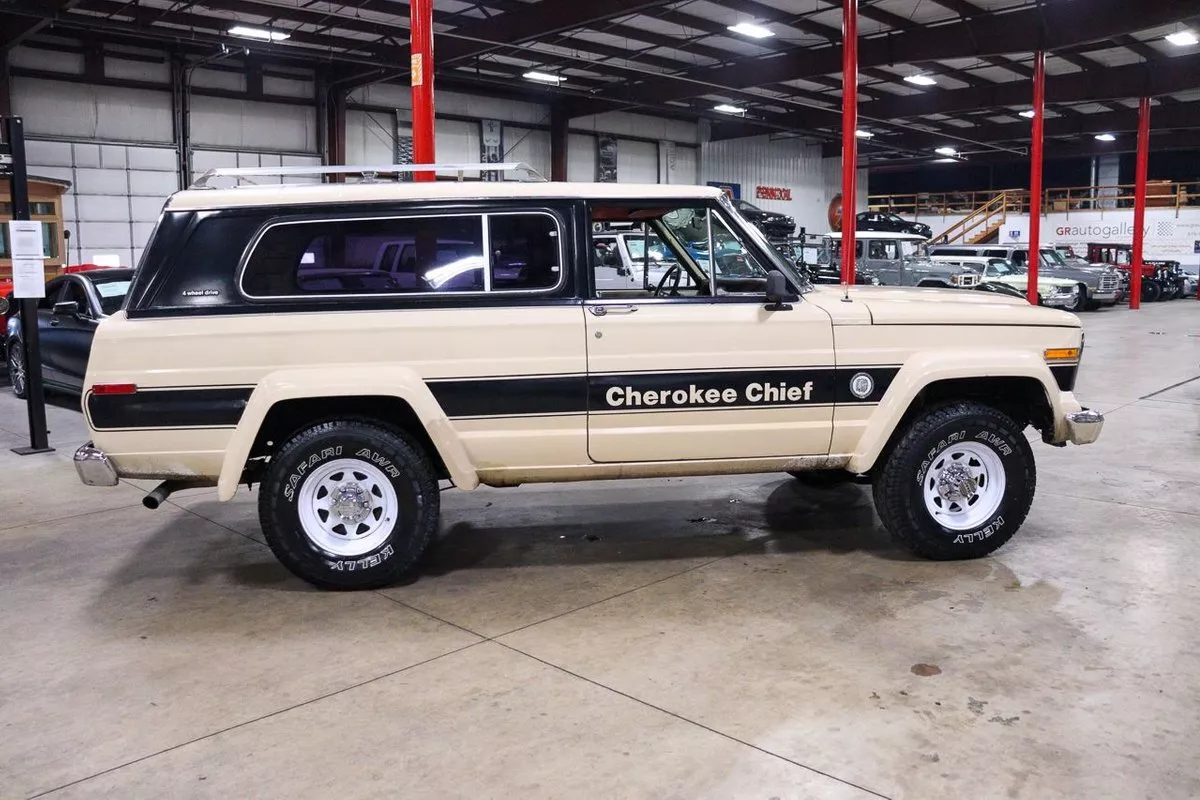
[703,134,863,236]
[1003,209,1200,263]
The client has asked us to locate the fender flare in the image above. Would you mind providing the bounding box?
[845,350,1062,474]
[216,367,479,500]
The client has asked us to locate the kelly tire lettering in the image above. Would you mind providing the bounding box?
[259,420,440,590]
[873,402,1036,561]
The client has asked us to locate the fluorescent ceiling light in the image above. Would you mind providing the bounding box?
[228,25,289,41]
[932,158,958,163]
[904,74,937,86]
[1094,133,1117,142]
[1019,109,1036,118]
[727,22,775,39]
[1165,30,1198,47]
[523,71,564,85]
[713,104,746,115]
[855,130,874,139]
[935,146,958,157]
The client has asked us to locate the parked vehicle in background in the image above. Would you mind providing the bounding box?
[72,168,1104,589]
[928,244,1121,309]
[5,269,133,398]
[732,199,796,240]
[830,232,980,289]
[1085,243,1186,302]
[856,211,932,240]
[931,255,1082,310]
[0,280,12,351]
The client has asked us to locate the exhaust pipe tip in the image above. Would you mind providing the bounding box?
[143,482,173,510]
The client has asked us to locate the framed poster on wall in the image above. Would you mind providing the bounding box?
[597,135,618,183]
[480,119,503,181]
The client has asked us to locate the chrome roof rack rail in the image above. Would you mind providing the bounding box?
[189,162,548,189]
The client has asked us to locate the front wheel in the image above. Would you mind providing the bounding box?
[1067,285,1087,312]
[1142,280,1162,303]
[259,420,440,589]
[872,402,1035,560]
[7,341,27,399]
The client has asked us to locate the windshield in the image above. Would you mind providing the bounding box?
[625,235,674,263]
[93,278,131,315]
[1041,248,1067,266]
[986,259,1021,277]
[719,195,808,289]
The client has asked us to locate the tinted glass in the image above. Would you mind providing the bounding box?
[243,215,485,296]
[487,214,561,291]
[93,278,132,315]
[62,280,90,315]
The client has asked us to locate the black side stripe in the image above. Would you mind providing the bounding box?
[86,366,902,430]
[87,387,253,431]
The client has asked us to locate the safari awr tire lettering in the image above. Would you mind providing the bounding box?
[70,167,1105,588]
[260,421,439,590]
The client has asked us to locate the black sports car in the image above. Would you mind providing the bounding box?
[5,268,133,398]
[733,199,796,240]
[856,211,933,239]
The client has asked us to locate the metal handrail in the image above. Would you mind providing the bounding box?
[189,162,548,189]
[931,191,1009,245]
[870,181,1200,217]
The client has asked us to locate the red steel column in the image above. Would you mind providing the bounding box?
[410,0,435,181]
[841,0,858,286]
[1027,50,1045,305]
[1130,96,1151,310]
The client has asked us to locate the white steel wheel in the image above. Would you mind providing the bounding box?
[921,441,1007,531]
[296,458,399,557]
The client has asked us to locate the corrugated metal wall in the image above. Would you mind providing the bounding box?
[702,135,867,235]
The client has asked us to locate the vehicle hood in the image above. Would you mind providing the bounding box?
[806,283,1079,326]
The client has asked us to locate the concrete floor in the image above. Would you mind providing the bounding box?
[1,301,1198,799]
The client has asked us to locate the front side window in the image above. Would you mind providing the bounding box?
[241,212,561,298]
[589,204,775,298]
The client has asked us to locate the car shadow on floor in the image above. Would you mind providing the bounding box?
[418,478,906,580]
[100,478,912,599]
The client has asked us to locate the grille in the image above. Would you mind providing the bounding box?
[1099,274,1118,292]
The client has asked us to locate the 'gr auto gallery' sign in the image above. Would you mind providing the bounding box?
[755,185,792,201]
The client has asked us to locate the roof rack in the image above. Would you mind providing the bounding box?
[189,162,547,189]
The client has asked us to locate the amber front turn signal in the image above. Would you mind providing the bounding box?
[1044,348,1081,362]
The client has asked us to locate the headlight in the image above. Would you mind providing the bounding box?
[1054,285,1075,294]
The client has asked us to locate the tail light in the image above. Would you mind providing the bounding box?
[91,383,138,395]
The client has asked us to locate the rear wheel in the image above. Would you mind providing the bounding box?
[259,419,440,589]
[873,402,1035,560]
[7,341,27,399]
[1142,279,1162,303]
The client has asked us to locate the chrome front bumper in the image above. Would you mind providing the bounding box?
[1090,289,1121,303]
[74,442,119,486]
[1065,409,1104,446]
[1042,293,1077,308]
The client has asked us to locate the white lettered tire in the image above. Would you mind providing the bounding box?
[259,420,440,589]
[872,402,1036,559]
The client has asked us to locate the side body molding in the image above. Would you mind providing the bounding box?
[216,367,480,500]
[846,349,1067,474]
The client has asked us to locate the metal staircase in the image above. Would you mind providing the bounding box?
[931,190,1026,245]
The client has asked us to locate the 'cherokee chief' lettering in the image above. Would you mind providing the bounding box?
[605,380,815,409]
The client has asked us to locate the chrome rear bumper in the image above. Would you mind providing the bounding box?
[74,442,119,486]
[1065,409,1104,446]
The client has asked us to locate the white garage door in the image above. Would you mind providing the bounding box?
[26,139,178,268]
[191,150,324,186]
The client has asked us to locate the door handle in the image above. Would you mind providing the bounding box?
[590,304,638,316]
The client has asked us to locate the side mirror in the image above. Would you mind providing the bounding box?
[765,272,798,310]
[53,300,79,317]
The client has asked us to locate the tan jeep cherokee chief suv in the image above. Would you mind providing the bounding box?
[73,164,1104,590]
